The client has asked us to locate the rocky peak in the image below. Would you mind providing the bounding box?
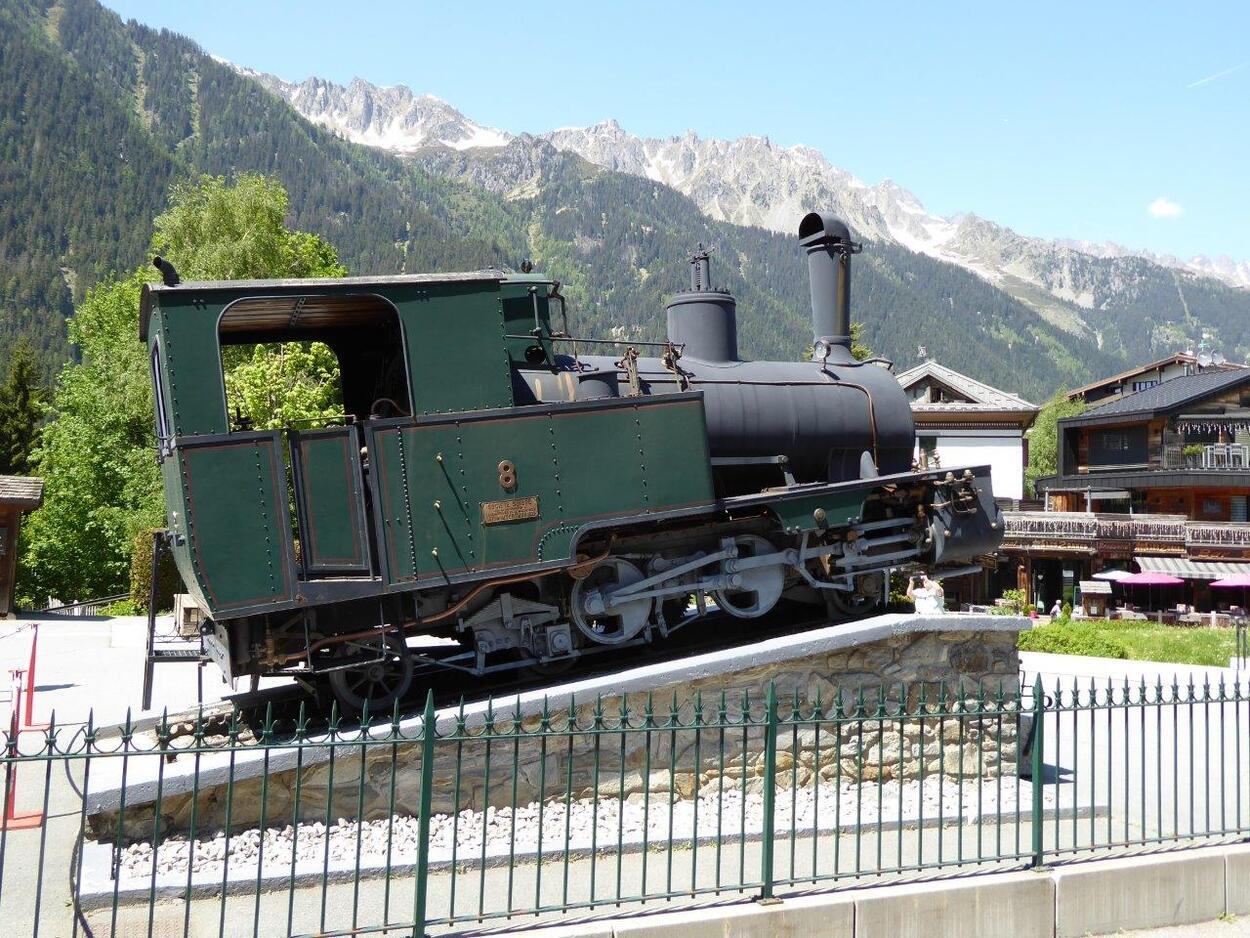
[234,66,1250,296]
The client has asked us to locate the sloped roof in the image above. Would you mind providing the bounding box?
[1065,352,1210,401]
[895,360,1038,413]
[0,476,43,509]
[1075,367,1250,420]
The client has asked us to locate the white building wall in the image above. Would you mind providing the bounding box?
[915,432,1025,500]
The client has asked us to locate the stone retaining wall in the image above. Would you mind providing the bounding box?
[91,616,1027,839]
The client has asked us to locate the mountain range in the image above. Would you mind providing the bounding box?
[3,0,1250,404]
[254,72,1250,309]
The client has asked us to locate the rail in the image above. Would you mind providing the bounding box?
[1186,521,1250,548]
[1004,511,1250,550]
[1163,443,1250,471]
[25,593,129,617]
[0,675,1248,935]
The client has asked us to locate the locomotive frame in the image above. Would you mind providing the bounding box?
[140,213,1003,711]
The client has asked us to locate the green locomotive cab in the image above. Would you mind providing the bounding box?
[142,214,1003,713]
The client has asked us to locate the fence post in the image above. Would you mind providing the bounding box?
[1030,674,1045,868]
[758,680,778,900]
[23,623,48,731]
[412,689,437,935]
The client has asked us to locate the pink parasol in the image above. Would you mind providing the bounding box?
[1211,575,1250,588]
[1118,572,1184,586]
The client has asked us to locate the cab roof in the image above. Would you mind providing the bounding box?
[137,269,548,340]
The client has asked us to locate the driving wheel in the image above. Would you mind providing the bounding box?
[712,535,785,619]
[570,558,653,645]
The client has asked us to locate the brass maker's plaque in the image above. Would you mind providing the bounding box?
[481,495,540,524]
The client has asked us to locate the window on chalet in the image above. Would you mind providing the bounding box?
[1132,379,1159,393]
[1201,498,1226,519]
[1088,426,1148,468]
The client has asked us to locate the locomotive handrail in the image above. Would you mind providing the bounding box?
[504,333,683,349]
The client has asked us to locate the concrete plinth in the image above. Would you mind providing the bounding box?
[1052,851,1227,937]
[854,872,1054,938]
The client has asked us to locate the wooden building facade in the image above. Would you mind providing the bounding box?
[1043,368,1250,520]
[0,476,43,618]
[1003,367,1250,609]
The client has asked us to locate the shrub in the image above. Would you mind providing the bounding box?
[98,598,141,616]
[129,528,182,612]
[1017,621,1128,659]
[996,588,1029,615]
[887,570,912,609]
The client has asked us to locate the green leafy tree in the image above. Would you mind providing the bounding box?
[0,339,44,475]
[226,342,344,431]
[18,175,345,604]
[150,174,347,281]
[1025,392,1086,496]
[18,272,162,603]
[850,322,872,362]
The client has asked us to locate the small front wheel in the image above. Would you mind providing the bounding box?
[327,633,414,716]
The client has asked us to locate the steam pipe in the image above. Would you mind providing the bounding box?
[798,212,860,360]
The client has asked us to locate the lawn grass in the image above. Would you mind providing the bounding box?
[1019,617,1240,668]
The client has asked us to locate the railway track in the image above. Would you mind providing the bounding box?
[113,601,854,742]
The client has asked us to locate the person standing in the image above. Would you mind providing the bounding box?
[1050,598,1063,618]
[907,574,946,615]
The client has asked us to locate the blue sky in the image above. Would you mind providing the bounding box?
[102,1,1250,261]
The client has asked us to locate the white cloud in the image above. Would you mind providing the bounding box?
[1148,197,1183,219]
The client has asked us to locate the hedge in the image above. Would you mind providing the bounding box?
[1017,621,1128,659]
[129,529,182,612]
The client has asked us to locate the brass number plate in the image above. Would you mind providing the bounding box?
[481,495,540,524]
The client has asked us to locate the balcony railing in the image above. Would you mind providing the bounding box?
[1005,511,1183,544]
[1187,521,1250,548]
[1002,511,1250,550]
[1162,443,1250,471]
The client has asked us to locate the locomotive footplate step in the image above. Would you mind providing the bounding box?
[148,647,206,661]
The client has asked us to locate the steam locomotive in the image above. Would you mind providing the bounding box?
[141,212,1002,712]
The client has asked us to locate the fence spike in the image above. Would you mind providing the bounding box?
[329,699,342,737]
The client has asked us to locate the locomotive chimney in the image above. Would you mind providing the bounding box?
[798,212,861,362]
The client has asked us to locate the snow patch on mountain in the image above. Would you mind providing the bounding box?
[247,71,511,154]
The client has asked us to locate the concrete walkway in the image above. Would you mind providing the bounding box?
[1119,919,1248,937]
[0,613,290,728]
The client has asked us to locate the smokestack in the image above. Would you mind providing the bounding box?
[798,212,860,361]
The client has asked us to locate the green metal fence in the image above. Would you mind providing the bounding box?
[1,672,1248,937]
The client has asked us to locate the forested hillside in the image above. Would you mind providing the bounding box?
[0,0,1124,398]
[0,0,516,377]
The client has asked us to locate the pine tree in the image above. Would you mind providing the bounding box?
[0,339,43,475]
